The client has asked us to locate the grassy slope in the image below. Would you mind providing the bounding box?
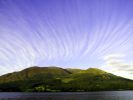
[0,66,71,83]
[0,67,133,91]
[65,68,133,91]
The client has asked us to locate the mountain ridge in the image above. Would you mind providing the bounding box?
[0,66,133,92]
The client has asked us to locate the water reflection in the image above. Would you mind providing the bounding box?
[0,91,132,100]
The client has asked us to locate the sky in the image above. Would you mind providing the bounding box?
[0,0,133,79]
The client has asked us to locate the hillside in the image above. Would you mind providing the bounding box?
[66,68,83,73]
[0,66,71,83]
[0,66,133,92]
[65,68,133,91]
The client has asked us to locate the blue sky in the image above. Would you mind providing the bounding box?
[0,0,133,79]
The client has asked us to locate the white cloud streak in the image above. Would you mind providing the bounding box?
[102,54,133,80]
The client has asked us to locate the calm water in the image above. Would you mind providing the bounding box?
[0,91,132,100]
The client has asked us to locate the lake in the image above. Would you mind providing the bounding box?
[0,91,132,100]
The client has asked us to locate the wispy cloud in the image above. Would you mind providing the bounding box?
[102,54,133,79]
[0,0,133,77]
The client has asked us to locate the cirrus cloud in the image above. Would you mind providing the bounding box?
[102,54,133,80]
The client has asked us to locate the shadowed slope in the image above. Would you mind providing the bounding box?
[0,66,71,83]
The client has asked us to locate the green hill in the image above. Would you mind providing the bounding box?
[0,66,133,92]
[0,66,71,83]
[65,68,133,91]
